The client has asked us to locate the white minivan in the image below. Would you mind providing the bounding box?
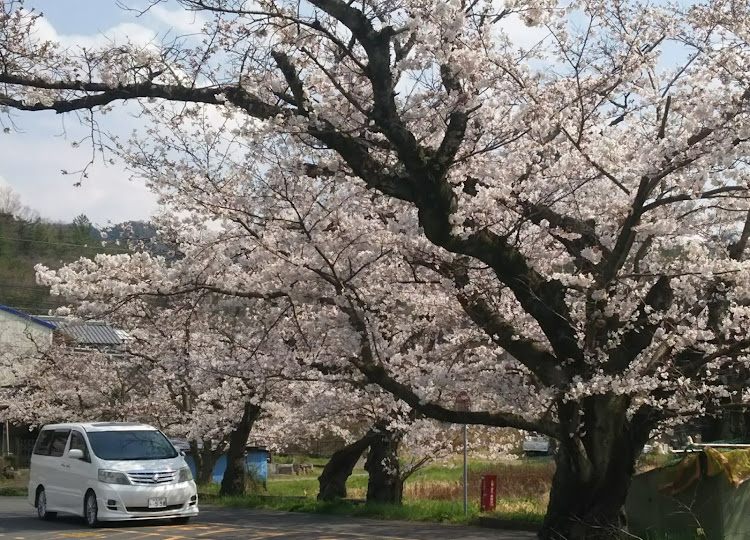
[28,422,199,527]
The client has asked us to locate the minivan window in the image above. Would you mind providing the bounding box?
[86,430,178,460]
[33,430,54,455]
[49,430,71,457]
[69,430,91,461]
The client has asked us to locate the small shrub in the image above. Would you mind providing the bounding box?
[244,466,267,493]
[1,454,18,470]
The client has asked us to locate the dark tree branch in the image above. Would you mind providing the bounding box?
[656,95,671,140]
[271,50,307,114]
[431,108,470,176]
[727,209,750,261]
[0,74,279,117]
[519,200,610,267]
[414,257,565,387]
[599,86,750,287]
[354,357,558,434]
[642,186,747,213]
[604,276,673,373]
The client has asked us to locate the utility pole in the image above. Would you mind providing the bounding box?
[453,390,471,516]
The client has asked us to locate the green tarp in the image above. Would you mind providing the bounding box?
[626,447,750,540]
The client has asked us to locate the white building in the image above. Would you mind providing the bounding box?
[0,305,55,458]
[0,305,55,388]
[0,305,128,462]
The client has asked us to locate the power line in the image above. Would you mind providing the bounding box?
[0,234,133,252]
[0,304,64,317]
[0,283,54,291]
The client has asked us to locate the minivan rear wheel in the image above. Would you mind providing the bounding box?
[37,488,57,520]
[84,491,99,528]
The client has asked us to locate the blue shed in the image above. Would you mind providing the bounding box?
[184,446,268,483]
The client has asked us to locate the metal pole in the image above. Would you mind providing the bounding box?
[463,423,468,516]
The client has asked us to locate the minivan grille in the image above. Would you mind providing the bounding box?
[126,504,183,512]
[127,470,177,484]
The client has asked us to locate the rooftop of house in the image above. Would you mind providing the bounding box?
[38,316,124,346]
[0,304,56,330]
[0,304,127,347]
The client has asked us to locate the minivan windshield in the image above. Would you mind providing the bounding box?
[86,430,178,460]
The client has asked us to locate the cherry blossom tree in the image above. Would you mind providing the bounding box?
[264,377,479,504]
[0,340,153,425]
[4,0,750,536]
[36,193,499,502]
[108,297,291,490]
[34,116,505,503]
[34,254,309,494]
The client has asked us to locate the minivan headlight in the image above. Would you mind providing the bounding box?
[178,466,193,483]
[98,469,131,485]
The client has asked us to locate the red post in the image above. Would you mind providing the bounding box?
[480,475,497,512]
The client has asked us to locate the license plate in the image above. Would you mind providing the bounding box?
[148,497,167,509]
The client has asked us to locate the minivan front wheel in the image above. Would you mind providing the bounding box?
[84,491,99,528]
[37,488,57,520]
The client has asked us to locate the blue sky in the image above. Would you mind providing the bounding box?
[0,1,199,226]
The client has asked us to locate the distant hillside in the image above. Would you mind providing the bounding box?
[0,213,154,314]
[91,221,157,245]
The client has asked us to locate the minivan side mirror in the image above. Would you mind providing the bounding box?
[68,449,84,460]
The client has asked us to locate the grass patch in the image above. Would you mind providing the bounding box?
[0,486,27,496]
[486,497,547,523]
[214,495,483,524]
[0,468,29,496]
[267,476,323,498]
[198,471,370,499]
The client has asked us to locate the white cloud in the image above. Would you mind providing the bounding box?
[64,22,158,49]
[149,5,207,34]
[497,13,552,52]
[28,8,158,50]
[7,8,161,225]
[0,116,158,226]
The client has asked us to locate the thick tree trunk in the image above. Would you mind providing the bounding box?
[190,441,224,485]
[317,431,374,501]
[365,426,403,505]
[219,402,261,497]
[540,396,653,540]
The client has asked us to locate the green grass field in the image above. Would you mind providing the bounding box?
[198,457,552,525]
[196,453,680,528]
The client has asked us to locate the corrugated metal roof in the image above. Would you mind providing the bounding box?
[57,322,122,345]
[38,316,123,346]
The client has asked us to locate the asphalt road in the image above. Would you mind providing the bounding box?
[0,497,535,539]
